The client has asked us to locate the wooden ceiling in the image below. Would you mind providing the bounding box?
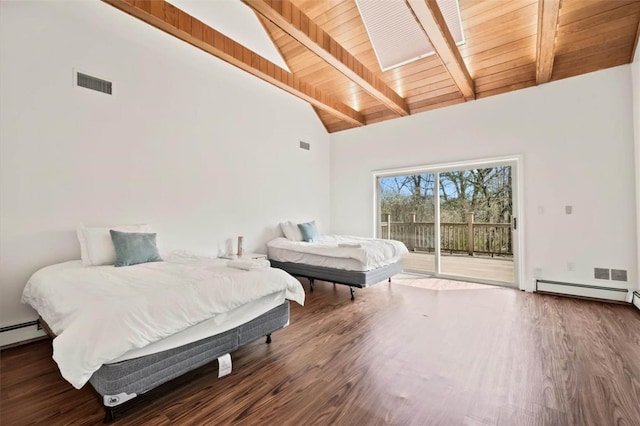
[106,0,640,133]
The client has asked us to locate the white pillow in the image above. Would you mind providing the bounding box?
[77,224,153,266]
[279,221,303,241]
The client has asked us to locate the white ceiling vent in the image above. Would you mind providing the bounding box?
[355,0,465,72]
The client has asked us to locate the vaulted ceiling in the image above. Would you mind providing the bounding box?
[105,0,639,133]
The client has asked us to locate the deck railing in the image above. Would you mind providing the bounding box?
[380,213,512,257]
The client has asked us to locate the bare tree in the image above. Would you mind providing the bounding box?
[380,166,511,224]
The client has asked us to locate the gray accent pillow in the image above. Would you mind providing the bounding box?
[109,230,163,267]
[297,221,319,242]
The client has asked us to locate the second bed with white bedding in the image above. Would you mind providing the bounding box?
[267,234,408,271]
[267,234,408,299]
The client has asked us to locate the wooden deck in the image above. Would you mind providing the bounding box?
[403,252,514,284]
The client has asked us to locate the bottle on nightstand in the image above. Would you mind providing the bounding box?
[237,236,244,256]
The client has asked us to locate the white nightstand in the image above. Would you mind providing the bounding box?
[218,252,268,260]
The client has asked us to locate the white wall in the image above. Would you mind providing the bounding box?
[0,1,330,345]
[633,42,640,292]
[331,66,636,292]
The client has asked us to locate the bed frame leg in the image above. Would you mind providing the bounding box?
[350,287,355,301]
[309,278,314,292]
[388,277,391,283]
[104,408,115,423]
[266,334,272,344]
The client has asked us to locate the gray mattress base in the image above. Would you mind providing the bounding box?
[89,301,290,406]
[269,260,403,287]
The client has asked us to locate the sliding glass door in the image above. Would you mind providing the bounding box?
[438,166,514,283]
[378,173,436,274]
[376,159,518,287]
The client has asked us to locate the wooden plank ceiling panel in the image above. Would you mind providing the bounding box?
[382,56,446,83]
[555,16,638,55]
[476,79,537,99]
[361,103,402,125]
[408,84,462,105]
[459,0,537,98]
[402,72,454,94]
[462,1,538,40]
[552,0,640,81]
[467,36,537,68]
[409,92,465,115]
[293,0,382,74]
[552,42,636,81]
[463,0,535,28]
[475,63,536,88]
[558,0,639,29]
[460,24,537,57]
[296,0,344,20]
[405,77,459,99]
[258,16,380,112]
[476,67,536,93]
[393,72,456,102]
[559,0,638,23]
[313,106,360,133]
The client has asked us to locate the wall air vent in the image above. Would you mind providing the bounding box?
[76,71,112,95]
[355,0,465,72]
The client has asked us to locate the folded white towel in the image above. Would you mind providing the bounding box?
[338,243,362,248]
[227,259,271,271]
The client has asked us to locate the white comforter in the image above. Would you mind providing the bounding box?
[21,255,305,389]
[267,235,409,270]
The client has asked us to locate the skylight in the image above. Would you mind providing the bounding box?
[355,0,465,72]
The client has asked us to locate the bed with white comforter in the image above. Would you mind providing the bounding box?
[267,235,408,271]
[21,253,305,417]
[267,234,408,298]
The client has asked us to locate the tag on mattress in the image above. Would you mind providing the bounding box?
[218,353,232,378]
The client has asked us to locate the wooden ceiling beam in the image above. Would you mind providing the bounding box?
[535,0,561,83]
[406,0,475,101]
[243,0,410,117]
[101,0,364,127]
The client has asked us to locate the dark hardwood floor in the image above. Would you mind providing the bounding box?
[2,277,639,425]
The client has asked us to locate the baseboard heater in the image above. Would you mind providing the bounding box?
[0,320,41,333]
[535,279,629,302]
[633,291,640,311]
